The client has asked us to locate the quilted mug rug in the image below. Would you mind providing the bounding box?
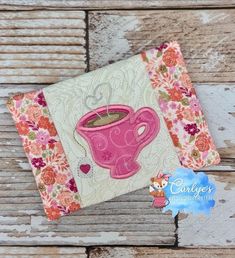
[7,41,220,220]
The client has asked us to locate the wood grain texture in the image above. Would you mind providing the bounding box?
[0,186,176,246]
[178,172,235,247]
[89,247,235,258]
[0,10,86,83]
[89,10,235,83]
[0,246,86,257]
[0,0,235,10]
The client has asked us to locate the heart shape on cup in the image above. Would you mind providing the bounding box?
[80,164,91,174]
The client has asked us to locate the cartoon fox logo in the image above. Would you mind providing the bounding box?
[149,172,171,208]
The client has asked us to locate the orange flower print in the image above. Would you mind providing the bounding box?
[45,207,61,221]
[38,116,51,130]
[54,142,64,155]
[55,173,67,185]
[13,93,24,101]
[176,52,186,67]
[7,89,81,220]
[58,191,74,207]
[69,202,80,212]
[171,133,180,147]
[26,92,36,100]
[168,88,183,101]
[182,108,194,122]
[41,166,56,185]
[164,118,173,130]
[180,73,193,89]
[177,113,183,120]
[48,123,57,137]
[162,48,178,67]
[195,133,210,152]
[16,121,29,135]
[27,142,42,156]
[141,51,148,62]
[27,105,42,122]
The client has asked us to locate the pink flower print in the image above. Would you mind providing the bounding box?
[36,131,50,145]
[173,81,180,88]
[31,157,46,169]
[19,115,27,121]
[67,178,78,193]
[190,98,201,112]
[159,98,168,112]
[36,92,47,107]
[169,66,176,74]
[15,100,22,108]
[180,87,192,97]
[184,123,200,136]
[51,200,58,208]
[47,184,53,193]
[169,102,177,109]
[156,42,168,51]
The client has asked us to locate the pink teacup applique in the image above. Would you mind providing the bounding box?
[76,104,160,179]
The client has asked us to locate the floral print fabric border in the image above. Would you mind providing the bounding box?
[7,90,81,220]
[141,41,220,169]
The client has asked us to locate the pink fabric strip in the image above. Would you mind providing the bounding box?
[141,41,220,169]
[7,90,81,220]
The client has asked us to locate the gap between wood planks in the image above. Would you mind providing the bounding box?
[0,0,235,11]
[0,246,234,257]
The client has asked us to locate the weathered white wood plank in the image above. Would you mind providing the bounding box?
[178,172,235,247]
[89,10,235,83]
[0,246,86,257]
[0,45,85,53]
[0,0,234,10]
[0,29,85,37]
[195,84,235,160]
[0,37,85,45]
[0,10,86,83]
[89,247,235,258]
[0,60,86,68]
[0,187,176,246]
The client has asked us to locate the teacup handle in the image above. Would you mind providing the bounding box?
[131,107,160,146]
